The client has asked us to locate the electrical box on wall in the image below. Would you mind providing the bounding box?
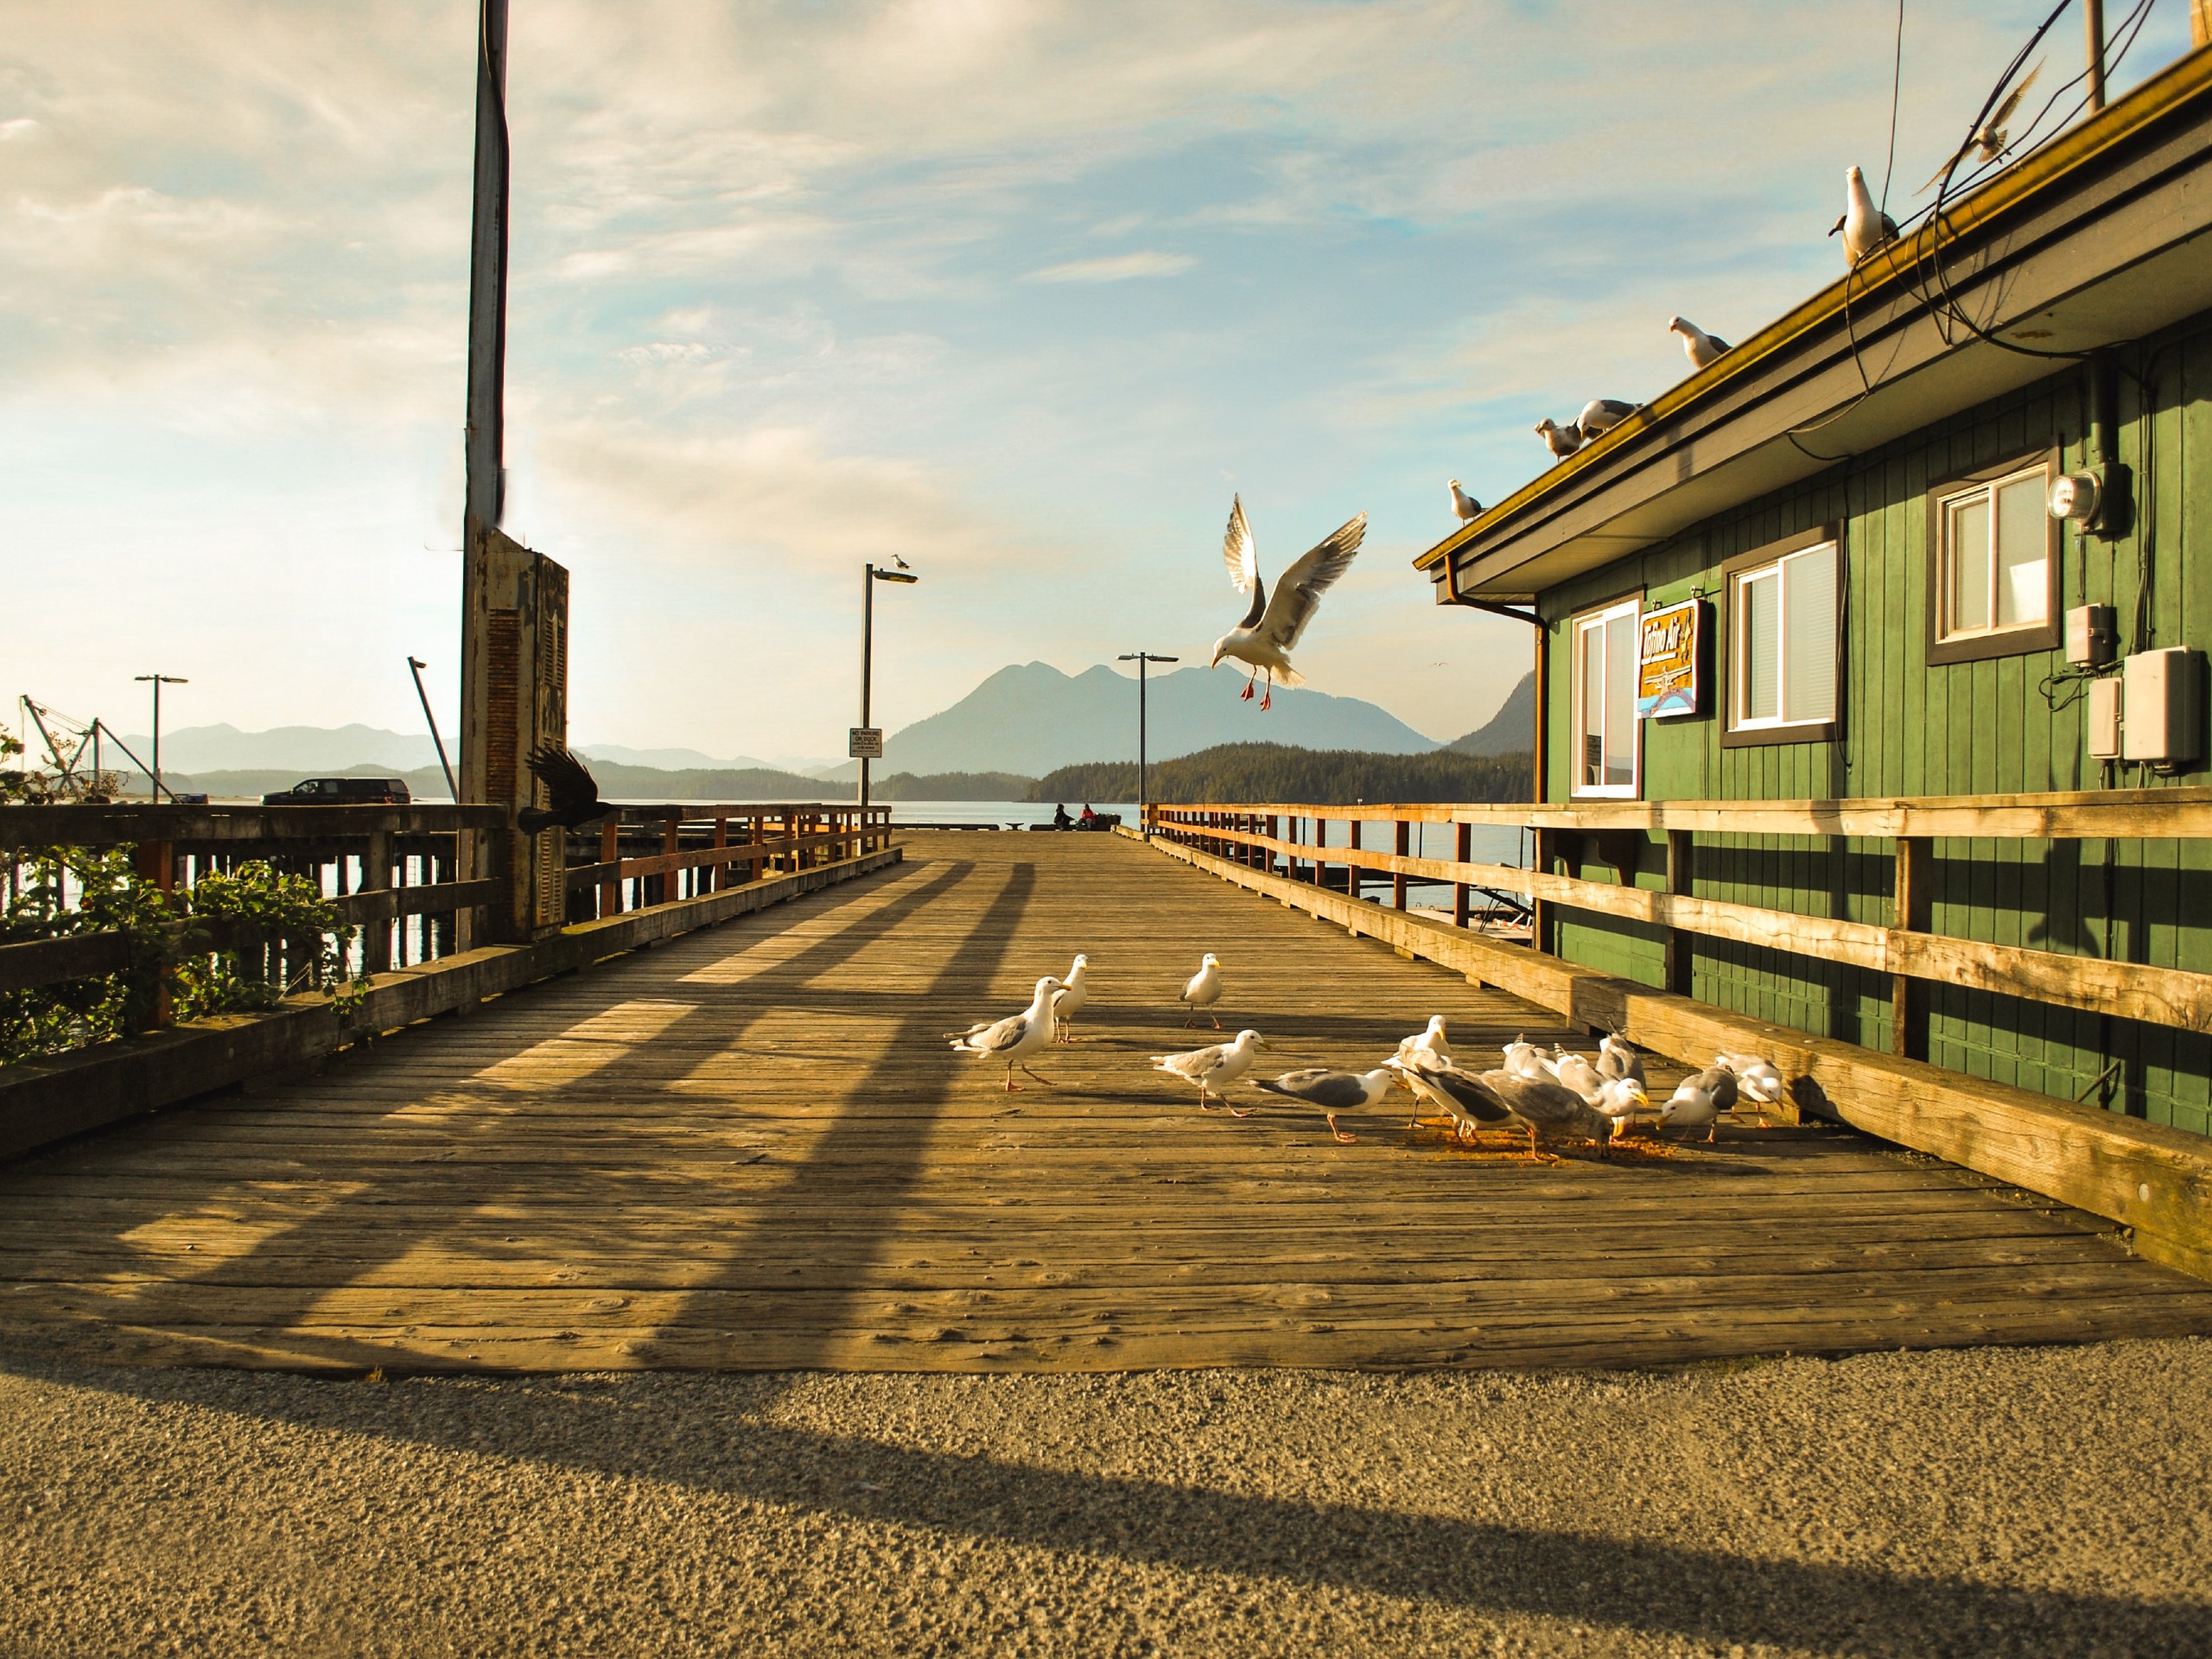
[2120,647,2205,766]
[2066,604,2118,667]
[2088,677,2122,760]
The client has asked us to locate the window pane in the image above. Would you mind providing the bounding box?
[1995,475,2048,626]
[1580,621,1605,786]
[1783,545,1837,722]
[1605,614,1636,785]
[1949,494,1991,633]
[1741,571,1779,721]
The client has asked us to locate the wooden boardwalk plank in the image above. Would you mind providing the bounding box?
[3,830,2208,1374]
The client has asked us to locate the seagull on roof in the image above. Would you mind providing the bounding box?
[1830,165,1900,267]
[1449,480,1483,521]
[1922,62,2043,193]
[1535,418,1583,460]
[1669,316,1731,369]
[519,746,611,835]
[1210,495,1367,711]
[1577,399,1637,438]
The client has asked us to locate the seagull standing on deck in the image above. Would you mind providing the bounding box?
[948,976,1064,1092]
[1052,954,1090,1043]
[1257,1066,1397,1143]
[1210,495,1367,711]
[1831,164,1900,267]
[1153,1029,1268,1113]
[1179,952,1224,1028]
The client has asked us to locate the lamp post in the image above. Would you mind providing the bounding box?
[133,674,188,802]
[859,563,918,809]
[1116,652,1178,836]
[407,656,460,801]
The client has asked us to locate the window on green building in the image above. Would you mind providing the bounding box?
[1936,461,2053,645]
[1571,596,1640,797]
[1730,539,1837,734]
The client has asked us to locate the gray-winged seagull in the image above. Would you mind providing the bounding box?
[1210,495,1367,710]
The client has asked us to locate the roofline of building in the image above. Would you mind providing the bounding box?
[1413,43,2212,586]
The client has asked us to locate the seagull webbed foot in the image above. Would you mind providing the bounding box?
[1227,1103,1255,1118]
[1327,1114,1357,1144]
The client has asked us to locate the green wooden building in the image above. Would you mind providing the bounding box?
[1418,47,2212,1137]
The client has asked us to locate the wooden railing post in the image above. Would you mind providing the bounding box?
[363,830,392,975]
[599,820,621,918]
[1893,836,1931,1058]
[1347,819,1362,900]
[1394,819,1410,910]
[132,837,175,1029]
[710,815,728,891]
[1268,814,1279,877]
[662,813,681,903]
[1453,821,1472,928]
[1664,830,1694,995]
[1532,828,1554,956]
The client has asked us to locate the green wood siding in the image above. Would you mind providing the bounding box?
[1536,312,2212,1135]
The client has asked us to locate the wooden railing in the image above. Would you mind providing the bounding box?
[564,804,891,921]
[3,800,890,1033]
[1148,791,2212,1044]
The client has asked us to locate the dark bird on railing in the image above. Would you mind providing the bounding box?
[518,745,611,835]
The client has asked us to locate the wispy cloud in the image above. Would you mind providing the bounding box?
[1024,251,1196,284]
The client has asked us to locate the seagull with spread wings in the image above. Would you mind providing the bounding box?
[1209,494,1367,710]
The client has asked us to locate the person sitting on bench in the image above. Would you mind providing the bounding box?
[1052,803,1071,830]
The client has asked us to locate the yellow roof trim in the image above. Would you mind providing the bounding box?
[1414,42,2212,577]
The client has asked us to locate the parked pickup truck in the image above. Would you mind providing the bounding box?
[261,777,413,806]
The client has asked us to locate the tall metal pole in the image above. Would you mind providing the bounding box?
[135,674,187,802]
[860,563,875,809]
[459,0,509,827]
[409,657,459,801]
[2086,0,2107,113]
[1117,652,1178,836]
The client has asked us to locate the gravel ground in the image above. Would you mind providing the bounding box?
[4,1340,2210,1658]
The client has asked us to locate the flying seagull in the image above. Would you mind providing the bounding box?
[1448,480,1483,521]
[1669,316,1731,369]
[949,976,1064,1092]
[518,746,612,835]
[1830,165,1899,267]
[1577,399,1637,438]
[1535,418,1584,460]
[1922,62,2043,193]
[1210,494,1367,710]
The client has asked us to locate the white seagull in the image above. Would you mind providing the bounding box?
[1535,418,1584,460]
[1448,480,1483,521]
[948,976,1064,1092]
[1152,1029,1268,1113]
[1395,1015,1453,1070]
[1210,495,1367,711]
[1597,1033,1646,1088]
[1052,953,1090,1044]
[1577,399,1637,438]
[1385,1054,1513,1144]
[1921,62,2042,193]
[1482,1069,1615,1159]
[1179,952,1224,1028]
[1831,164,1900,267]
[1256,1066,1396,1143]
[1502,1036,1553,1082]
[1551,1048,1606,1103]
[1668,316,1731,369]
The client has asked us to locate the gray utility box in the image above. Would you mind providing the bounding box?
[2120,646,2206,766]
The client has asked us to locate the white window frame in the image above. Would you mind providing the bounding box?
[1934,461,2053,645]
[1569,596,1642,799]
[1729,539,1838,735]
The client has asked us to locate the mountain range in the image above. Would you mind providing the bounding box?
[80,663,1522,784]
[879,662,1440,776]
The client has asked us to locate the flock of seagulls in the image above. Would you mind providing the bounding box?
[1452,162,1929,512]
[950,957,1789,1154]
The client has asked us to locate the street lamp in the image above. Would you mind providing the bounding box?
[1116,652,1179,836]
[133,674,188,802]
[407,657,460,801]
[858,563,919,809]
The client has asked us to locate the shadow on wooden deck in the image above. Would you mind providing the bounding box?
[3,830,2209,1376]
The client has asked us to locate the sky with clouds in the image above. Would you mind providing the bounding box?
[2,1,2194,764]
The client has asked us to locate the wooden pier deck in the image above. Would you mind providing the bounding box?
[4,830,2209,1374]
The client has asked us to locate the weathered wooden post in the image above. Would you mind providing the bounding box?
[1892,836,1931,1058]
[1394,820,1410,909]
[1664,829,1694,995]
[1453,821,1472,927]
[133,836,175,1030]
[363,829,392,975]
[1347,820,1362,900]
[661,814,680,905]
